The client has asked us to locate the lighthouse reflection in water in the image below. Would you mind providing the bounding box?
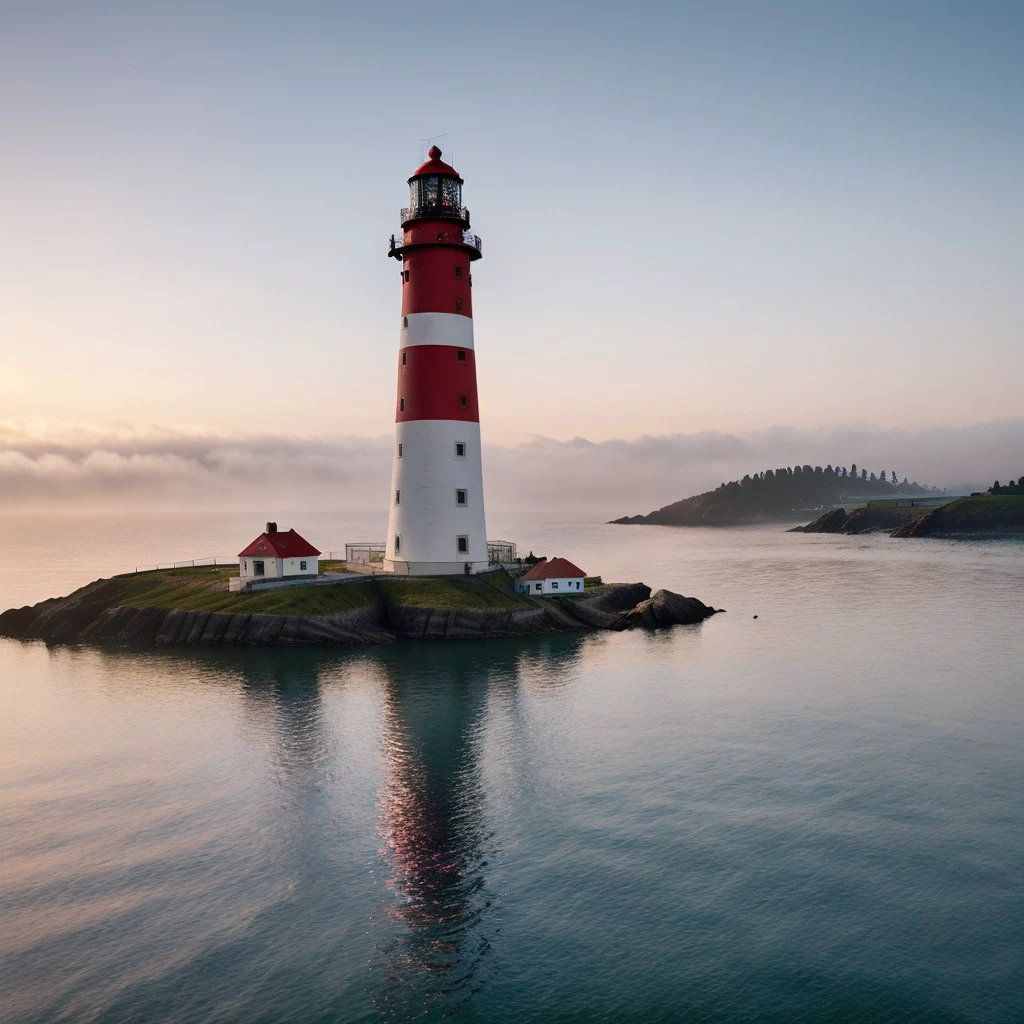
[373,649,503,1015]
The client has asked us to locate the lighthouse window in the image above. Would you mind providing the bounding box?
[454,266,463,278]
[457,535,469,554]
[457,350,466,362]
[394,534,401,554]
[458,394,468,408]
[400,397,405,411]
[403,316,408,328]
[441,177,461,209]
[395,490,400,505]
[403,269,409,282]
[456,489,467,506]
[455,442,466,458]
[397,443,403,458]
[455,298,463,312]
[402,351,407,365]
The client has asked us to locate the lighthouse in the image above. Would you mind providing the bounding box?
[383,146,489,575]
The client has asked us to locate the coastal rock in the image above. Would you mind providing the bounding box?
[793,506,927,535]
[625,590,719,628]
[891,497,1024,537]
[789,508,851,533]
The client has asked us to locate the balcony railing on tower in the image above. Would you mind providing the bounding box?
[401,204,470,225]
[389,231,482,256]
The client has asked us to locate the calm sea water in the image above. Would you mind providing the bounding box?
[1,513,1022,1023]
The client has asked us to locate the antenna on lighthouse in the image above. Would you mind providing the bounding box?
[417,132,451,162]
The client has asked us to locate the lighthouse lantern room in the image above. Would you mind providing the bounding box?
[384,147,488,575]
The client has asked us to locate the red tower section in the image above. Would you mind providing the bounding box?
[389,146,483,425]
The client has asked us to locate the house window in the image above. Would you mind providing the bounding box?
[403,316,408,328]
[254,560,265,577]
[402,351,407,365]
[394,534,401,554]
[400,397,405,411]
[395,489,400,505]
[455,298,463,312]
[551,581,559,589]
[535,583,542,592]
[243,560,247,572]
[576,581,581,589]
[454,266,463,278]
[457,536,469,554]
[457,350,466,362]
[455,441,466,458]
[404,269,409,282]
[456,489,467,505]
[458,394,468,408]
[300,560,307,571]
[398,442,403,458]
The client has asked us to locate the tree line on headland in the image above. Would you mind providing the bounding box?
[611,465,941,526]
[990,477,1024,495]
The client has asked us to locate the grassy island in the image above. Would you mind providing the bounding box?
[0,566,718,648]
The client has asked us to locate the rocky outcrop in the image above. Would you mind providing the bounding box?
[794,497,1024,539]
[789,508,852,533]
[891,498,1024,538]
[792,507,926,535]
[625,590,719,628]
[0,581,718,648]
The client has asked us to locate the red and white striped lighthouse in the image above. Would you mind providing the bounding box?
[384,146,488,575]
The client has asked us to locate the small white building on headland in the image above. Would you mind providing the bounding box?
[238,523,321,581]
[515,557,586,596]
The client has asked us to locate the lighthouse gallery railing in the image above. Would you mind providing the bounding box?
[391,226,482,255]
[401,204,470,225]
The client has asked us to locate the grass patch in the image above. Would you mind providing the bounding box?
[109,566,378,614]
[923,495,1024,529]
[376,571,530,611]
[104,565,533,614]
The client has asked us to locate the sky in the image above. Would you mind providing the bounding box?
[1,0,1022,511]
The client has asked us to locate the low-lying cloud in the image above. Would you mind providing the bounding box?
[1,419,1022,520]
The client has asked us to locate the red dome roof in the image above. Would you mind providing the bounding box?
[409,145,462,182]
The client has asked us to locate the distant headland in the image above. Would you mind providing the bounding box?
[611,465,941,527]
[793,480,1024,538]
[0,567,720,648]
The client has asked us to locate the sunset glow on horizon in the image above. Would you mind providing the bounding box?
[2,1,1022,450]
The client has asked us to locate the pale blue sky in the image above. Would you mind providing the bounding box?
[2,0,1022,443]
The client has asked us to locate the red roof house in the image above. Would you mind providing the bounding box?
[516,557,587,596]
[238,522,321,581]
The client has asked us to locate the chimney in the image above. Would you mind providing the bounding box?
[266,521,277,534]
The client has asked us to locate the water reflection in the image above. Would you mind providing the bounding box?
[235,650,334,798]
[371,634,587,1018]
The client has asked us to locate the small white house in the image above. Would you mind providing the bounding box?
[238,522,321,581]
[515,557,586,596]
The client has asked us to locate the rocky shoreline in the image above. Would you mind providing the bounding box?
[0,578,720,648]
[791,496,1024,538]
